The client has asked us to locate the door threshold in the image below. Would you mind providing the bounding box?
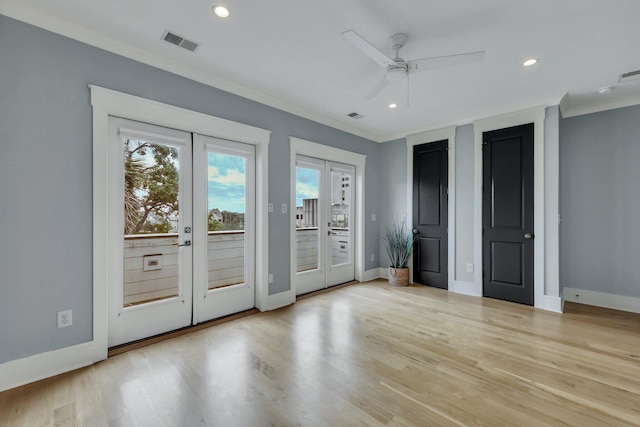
[296,280,358,300]
[108,308,260,357]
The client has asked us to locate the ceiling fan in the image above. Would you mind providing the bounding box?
[342,30,485,106]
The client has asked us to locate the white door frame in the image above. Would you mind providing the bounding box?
[91,85,270,358]
[289,137,366,296]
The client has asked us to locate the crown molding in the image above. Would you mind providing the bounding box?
[0,3,383,142]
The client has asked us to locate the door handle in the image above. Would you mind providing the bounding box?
[174,240,191,247]
[412,229,420,235]
[524,233,533,239]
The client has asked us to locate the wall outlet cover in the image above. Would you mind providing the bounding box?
[57,310,72,328]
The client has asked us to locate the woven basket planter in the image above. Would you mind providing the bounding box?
[388,267,409,286]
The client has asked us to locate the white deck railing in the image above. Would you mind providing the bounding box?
[123,228,350,306]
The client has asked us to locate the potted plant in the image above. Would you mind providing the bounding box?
[382,217,415,286]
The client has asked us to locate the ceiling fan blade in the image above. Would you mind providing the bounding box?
[408,51,485,73]
[364,75,390,101]
[342,30,398,68]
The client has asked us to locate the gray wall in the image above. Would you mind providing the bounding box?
[454,124,475,283]
[0,15,381,364]
[377,138,408,268]
[561,104,640,298]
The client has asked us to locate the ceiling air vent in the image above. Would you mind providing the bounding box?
[162,30,199,52]
[347,112,364,119]
[619,69,640,83]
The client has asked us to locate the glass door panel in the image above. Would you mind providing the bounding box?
[122,138,181,307]
[108,117,193,348]
[330,167,353,268]
[295,161,321,273]
[206,151,247,290]
[193,134,256,322]
[326,162,355,286]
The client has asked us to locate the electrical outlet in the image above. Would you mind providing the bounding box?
[466,263,474,273]
[268,273,273,283]
[268,203,274,213]
[371,253,375,262]
[57,310,72,328]
[281,203,287,214]
[371,213,376,221]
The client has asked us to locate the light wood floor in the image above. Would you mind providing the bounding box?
[1,280,640,426]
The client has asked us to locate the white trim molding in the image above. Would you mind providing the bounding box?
[0,342,101,392]
[363,268,385,282]
[450,281,482,297]
[0,1,382,142]
[564,288,640,315]
[406,127,456,287]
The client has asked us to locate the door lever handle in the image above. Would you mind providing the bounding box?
[524,233,533,239]
[174,240,192,247]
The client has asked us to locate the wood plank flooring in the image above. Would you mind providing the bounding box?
[1,280,639,426]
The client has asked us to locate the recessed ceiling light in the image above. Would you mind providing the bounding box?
[389,103,398,109]
[523,58,538,67]
[213,5,230,18]
[598,86,613,95]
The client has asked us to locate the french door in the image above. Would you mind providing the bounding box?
[193,134,256,322]
[293,156,355,295]
[108,117,255,347]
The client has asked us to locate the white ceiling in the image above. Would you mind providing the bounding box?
[4,0,640,142]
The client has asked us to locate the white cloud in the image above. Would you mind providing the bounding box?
[208,166,245,186]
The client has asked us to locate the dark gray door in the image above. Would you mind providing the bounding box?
[482,123,534,305]
[413,140,448,289]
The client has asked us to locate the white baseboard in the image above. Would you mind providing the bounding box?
[0,340,103,392]
[363,268,385,281]
[450,280,482,297]
[536,295,564,313]
[563,287,640,314]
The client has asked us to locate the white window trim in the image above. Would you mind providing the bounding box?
[289,137,366,297]
[90,85,271,361]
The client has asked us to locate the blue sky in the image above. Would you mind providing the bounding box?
[296,167,319,207]
[208,152,246,213]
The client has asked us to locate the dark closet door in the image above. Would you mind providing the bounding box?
[482,123,534,305]
[413,140,448,289]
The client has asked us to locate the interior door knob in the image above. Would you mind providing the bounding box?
[524,233,533,239]
[412,229,420,234]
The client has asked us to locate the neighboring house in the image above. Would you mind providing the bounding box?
[1,11,639,393]
[210,208,223,223]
